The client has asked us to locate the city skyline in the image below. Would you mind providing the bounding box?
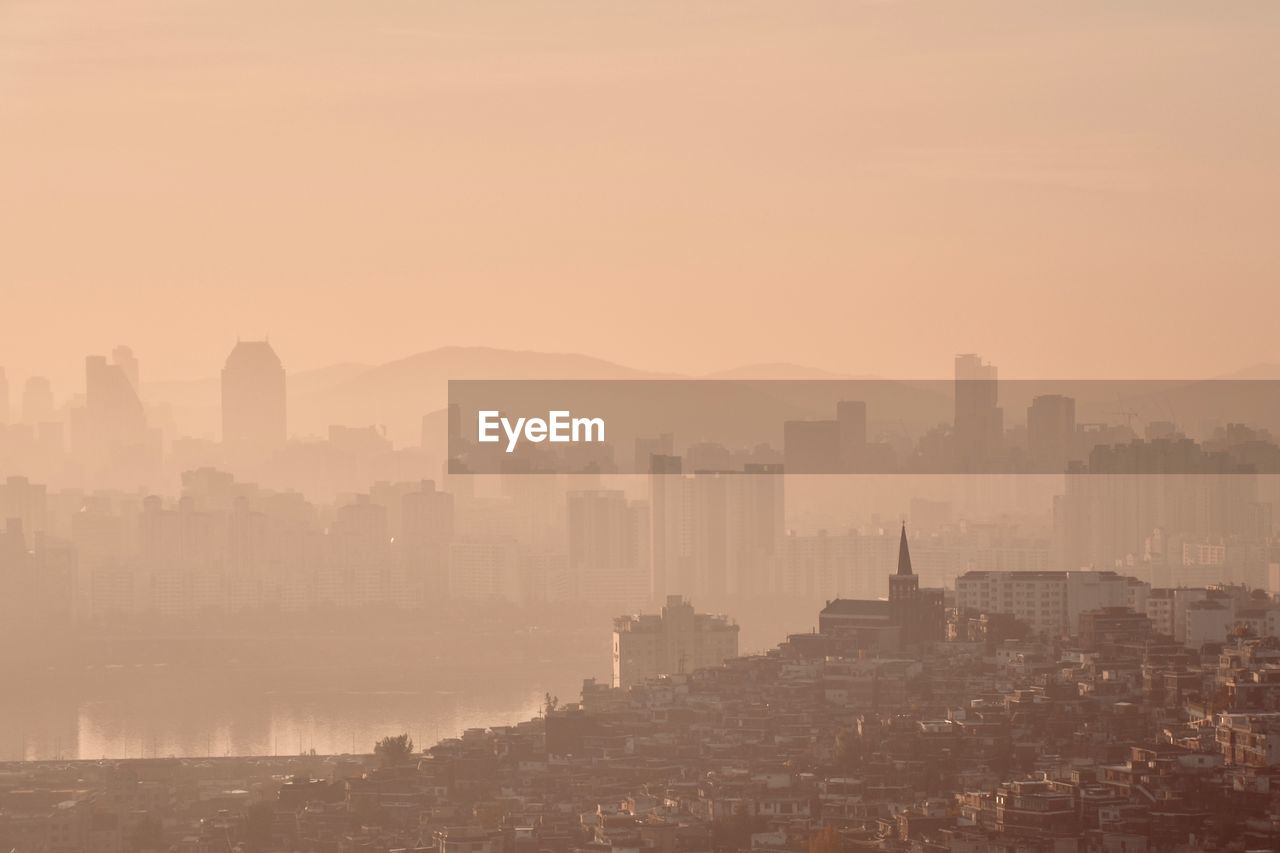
[8,340,1280,450]
[12,339,1280,401]
[3,2,1280,848]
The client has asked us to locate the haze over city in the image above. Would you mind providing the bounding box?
[4,2,1280,852]
[4,0,1280,387]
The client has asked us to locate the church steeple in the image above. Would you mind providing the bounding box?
[896,523,913,576]
[889,522,923,642]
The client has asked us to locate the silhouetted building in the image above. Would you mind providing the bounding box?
[783,419,839,473]
[634,433,674,474]
[648,453,686,602]
[112,345,139,391]
[568,489,649,607]
[22,376,54,425]
[954,354,1002,469]
[837,400,867,471]
[71,350,157,477]
[1055,438,1266,571]
[818,525,945,650]
[1027,394,1075,472]
[221,339,287,456]
[449,539,520,602]
[888,524,946,645]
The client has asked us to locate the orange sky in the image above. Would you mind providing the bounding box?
[2,0,1278,389]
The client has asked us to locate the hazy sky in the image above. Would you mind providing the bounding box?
[2,0,1278,389]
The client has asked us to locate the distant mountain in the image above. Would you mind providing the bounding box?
[1215,363,1280,381]
[702,362,875,380]
[290,362,374,395]
[291,347,676,444]
[142,349,1280,450]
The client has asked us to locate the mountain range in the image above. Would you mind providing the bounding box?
[140,348,1280,448]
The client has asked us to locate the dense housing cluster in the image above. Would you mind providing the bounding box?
[5,536,1280,852]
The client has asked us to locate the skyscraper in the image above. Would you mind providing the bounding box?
[612,596,738,689]
[954,354,1002,469]
[21,377,55,425]
[111,345,139,391]
[648,453,688,602]
[1027,393,1076,472]
[567,489,649,607]
[783,418,840,473]
[221,339,287,456]
[73,351,151,466]
[836,400,867,471]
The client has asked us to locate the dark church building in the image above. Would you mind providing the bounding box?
[817,525,945,651]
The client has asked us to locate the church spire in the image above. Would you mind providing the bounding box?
[897,523,913,576]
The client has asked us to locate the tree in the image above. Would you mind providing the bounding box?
[544,692,559,714]
[374,733,415,767]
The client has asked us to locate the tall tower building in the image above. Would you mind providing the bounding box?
[612,596,738,689]
[648,453,688,602]
[22,377,55,425]
[836,400,867,471]
[888,523,919,613]
[888,524,945,645]
[568,489,649,607]
[221,339,287,455]
[76,351,148,457]
[111,345,139,391]
[954,354,1002,469]
[1027,394,1076,472]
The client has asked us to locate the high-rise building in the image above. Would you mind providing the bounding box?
[954,569,1142,637]
[448,539,521,602]
[567,489,649,607]
[1054,438,1264,571]
[22,376,55,425]
[634,433,674,474]
[1027,394,1076,472]
[111,345,139,391]
[649,453,688,601]
[785,528,879,599]
[783,419,840,473]
[221,339,287,456]
[648,457,784,603]
[954,354,1002,469]
[612,595,738,688]
[72,350,153,470]
[398,480,455,603]
[688,472,746,599]
[836,400,867,471]
[0,475,46,544]
[687,464,784,599]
